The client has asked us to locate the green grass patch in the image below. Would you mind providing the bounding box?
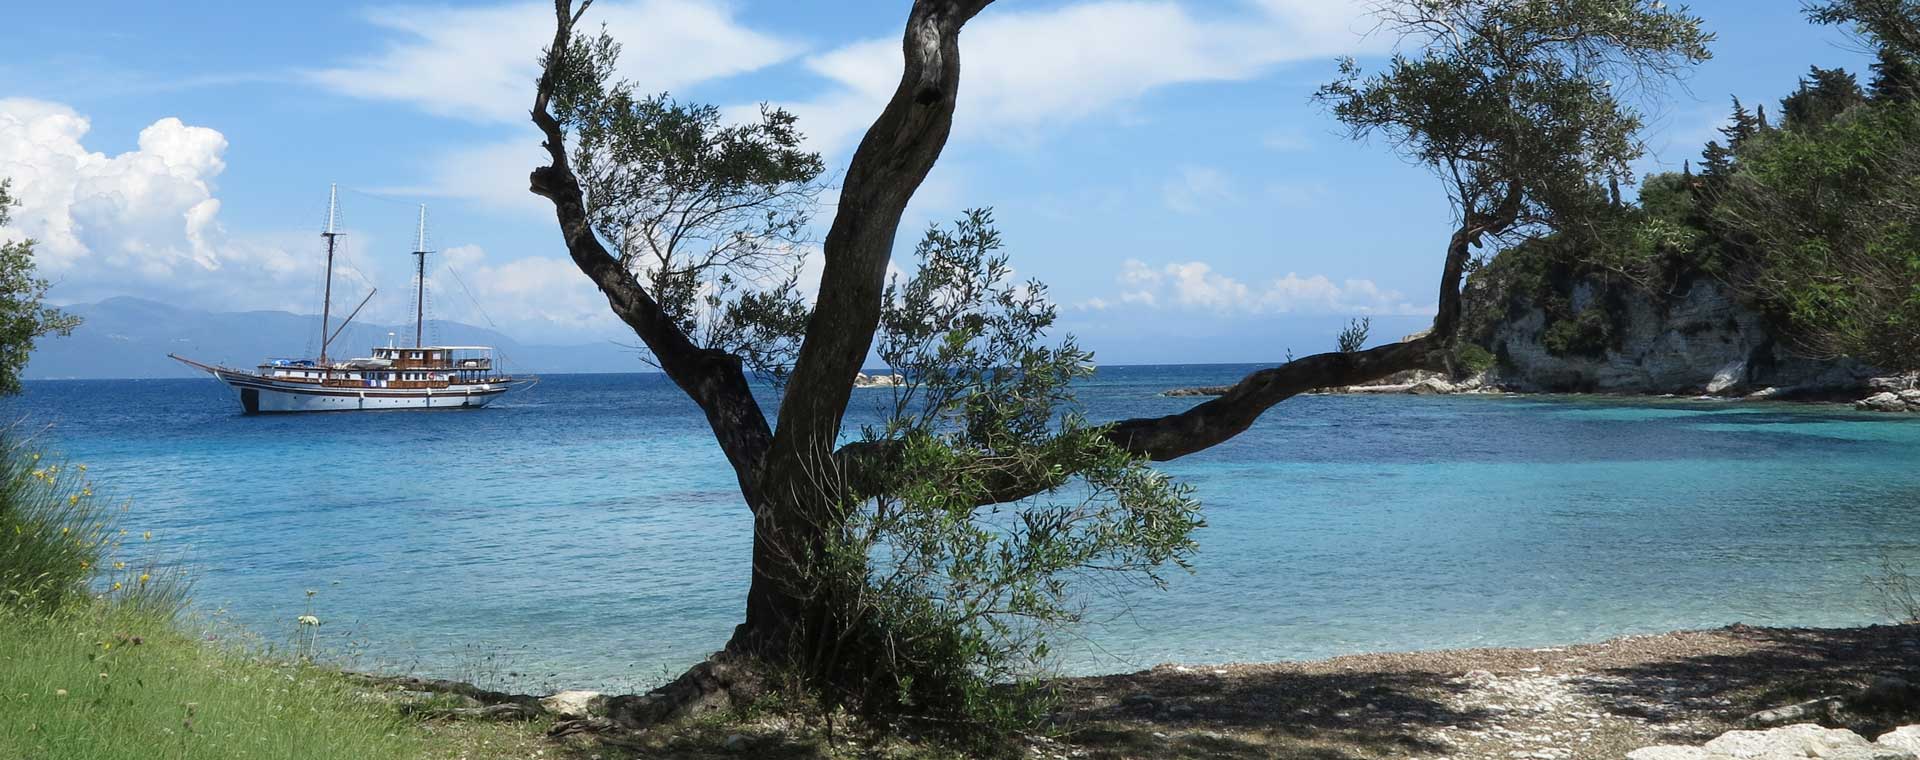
[0,603,434,760]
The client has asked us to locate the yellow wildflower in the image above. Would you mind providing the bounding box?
[111,582,122,591]
[113,562,125,570]
[68,495,79,506]
[139,573,150,585]
[142,531,151,541]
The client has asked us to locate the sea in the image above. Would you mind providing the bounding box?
[6,367,1920,693]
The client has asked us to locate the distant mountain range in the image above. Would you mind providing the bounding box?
[26,297,649,379]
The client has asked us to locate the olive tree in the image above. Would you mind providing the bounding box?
[0,181,79,396]
[525,0,1707,735]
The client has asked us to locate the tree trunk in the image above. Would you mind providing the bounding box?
[529,0,1517,735]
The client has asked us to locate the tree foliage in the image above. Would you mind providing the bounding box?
[1717,101,1920,367]
[0,181,79,396]
[548,29,824,379]
[1782,66,1869,131]
[1460,4,1920,372]
[1316,0,1711,249]
[1809,0,1920,60]
[794,211,1202,731]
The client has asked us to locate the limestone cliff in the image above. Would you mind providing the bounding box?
[1472,276,1884,398]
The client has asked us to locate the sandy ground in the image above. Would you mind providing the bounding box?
[399,623,1920,759]
[1045,623,1920,759]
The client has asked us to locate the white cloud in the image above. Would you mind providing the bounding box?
[1261,130,1313,152]
[426,245,619,340]
[1162,165,1235,215]
[383,138,554,216]
[776,0,1382,153]
[394,0,1381,222]
[0,98,319,307]
[308,0,801,124]
[1096,258,1429,316]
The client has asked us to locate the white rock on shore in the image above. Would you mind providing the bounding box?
[538,689,608,719]
[1628,723,1920,760]
[854,372,905,388]
[1857,391,1916,413]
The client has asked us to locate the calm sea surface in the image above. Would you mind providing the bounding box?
[7,367,1920,692]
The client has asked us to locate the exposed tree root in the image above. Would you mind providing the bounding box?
[346,672,544,708]
[551,652,768,737]
[408,702,546,721]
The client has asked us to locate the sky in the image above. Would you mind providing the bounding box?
[0,0,1880,365]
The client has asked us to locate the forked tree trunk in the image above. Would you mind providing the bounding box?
[530,0,1507,735]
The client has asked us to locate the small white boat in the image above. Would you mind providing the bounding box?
[172,185,532,414]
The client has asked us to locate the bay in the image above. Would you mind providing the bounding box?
[7,366,1918,692]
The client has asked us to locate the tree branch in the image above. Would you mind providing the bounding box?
[833,192,1521,508]
[760,0,994,502]
[532,0,773,501]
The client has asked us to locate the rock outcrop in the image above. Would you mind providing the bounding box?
[1156,276,1916,407]
[853,372,905,388]
[1481,278,1883,398]
[1856,387,1920,413]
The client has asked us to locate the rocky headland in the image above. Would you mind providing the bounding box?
[1164,274,1920,412]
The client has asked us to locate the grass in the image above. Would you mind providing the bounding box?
[0,434,558,760]
[0,602,438,760]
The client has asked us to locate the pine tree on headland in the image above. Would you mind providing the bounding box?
[1782,66,1868,130]
[1870,46,1920,103]
[1722,97,1760,149]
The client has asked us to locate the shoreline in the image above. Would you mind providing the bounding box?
[363,621,1920,759]
[1048,621,1920,758]
[1162,378,1920,413]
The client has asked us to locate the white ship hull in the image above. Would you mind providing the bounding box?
[169,355,524,414]
[222,373,512,413]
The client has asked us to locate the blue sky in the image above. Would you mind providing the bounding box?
[0,0,1877,364]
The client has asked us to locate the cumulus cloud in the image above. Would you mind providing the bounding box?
[307,0,800,124]
[1089,258,1430,316]
[0,98,319,307]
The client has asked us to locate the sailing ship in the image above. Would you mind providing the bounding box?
[171,185,530,413]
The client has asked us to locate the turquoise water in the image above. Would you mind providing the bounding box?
[7,367,1920,692]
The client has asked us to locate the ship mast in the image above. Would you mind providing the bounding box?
[412,204,429,348]
[319,184,342,365]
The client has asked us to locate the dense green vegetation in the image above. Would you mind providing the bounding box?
[1463,4,1920,371]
